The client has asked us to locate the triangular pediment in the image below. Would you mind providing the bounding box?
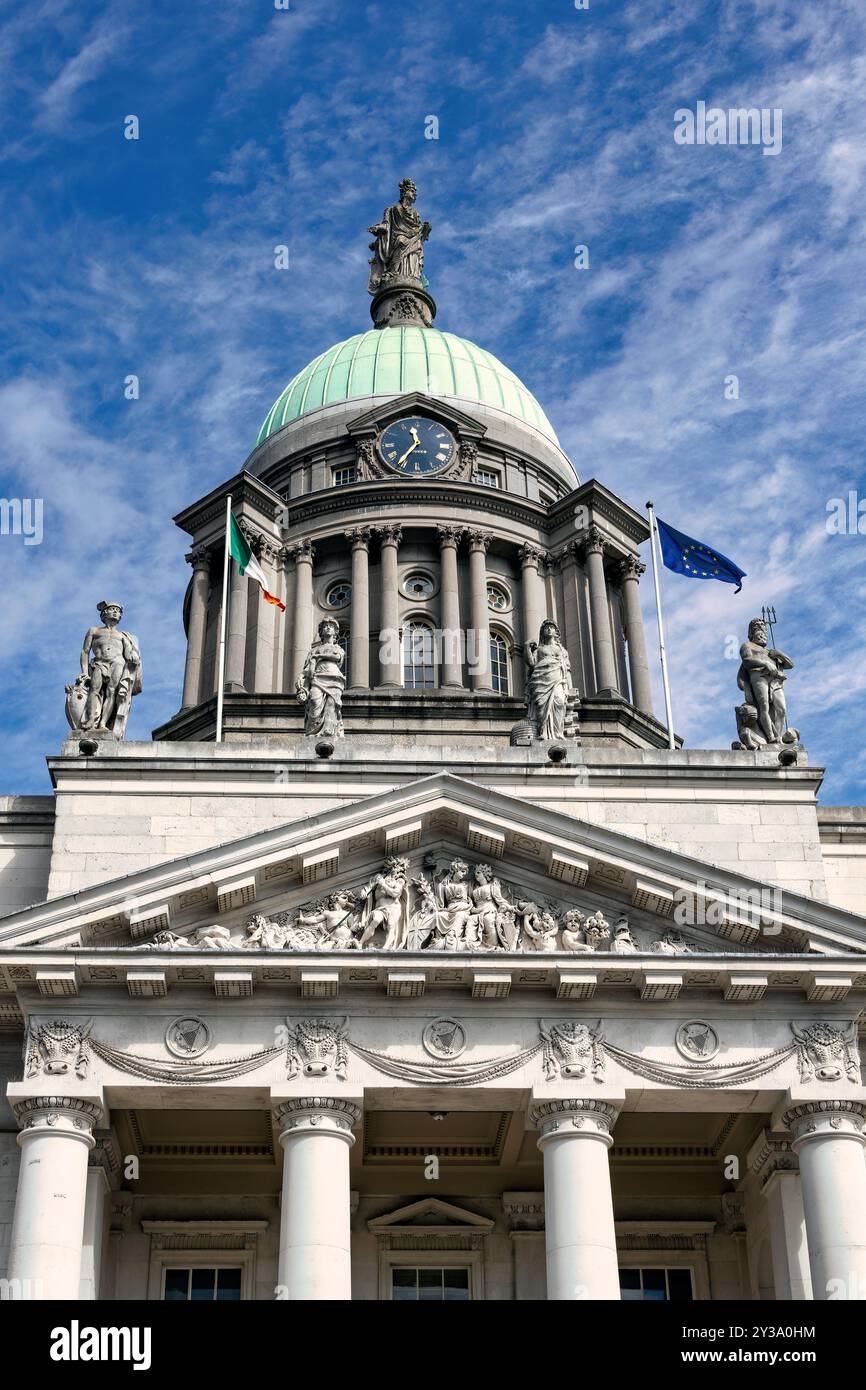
[0,774,864,963]
[368,1198,494,1233]
[345,392,487,441]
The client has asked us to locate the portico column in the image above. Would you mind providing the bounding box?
[345,527,371,690]
[619,556,654,716]
[749,1129,812,1299]
[7,1096,101,1299]
[530,1097,621,1300]
[225,525,251,692]
[437,524,464,688]
[467,529,492,691]
[376,524,402,688]
[181,546,211,709]
[274,1096,361,1300]
[79,1142,112,1300]
[584,526,620,696]
[253,538,281,693]
[786,1100,866,1299]
[520,543,546,650]
[289,539,315,685]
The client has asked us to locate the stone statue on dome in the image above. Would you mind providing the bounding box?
[367,178,432,293]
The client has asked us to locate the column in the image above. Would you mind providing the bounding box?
[7,1096,101,1299]
[530,1098,621,1300]
[467,529,492,691]
[749,1129,812,1299]
[253,538,280,693]
[181,546,211,709]
[786,1100,866,1299]
[289,539,315,685]
[584,526,620,696]
[556,544,582,685]
[376,524,402,688]
[79,1143,112,1299]
[225,527,250,692]
[345,527,371,689]
[619,555,654,716]
[520,543,546,651]
[274,1096,361,1300]
[437,525,464,688]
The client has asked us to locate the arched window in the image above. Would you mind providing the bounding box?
[490,630,510,695]
[403,621,436,689]
[337,627,350,670]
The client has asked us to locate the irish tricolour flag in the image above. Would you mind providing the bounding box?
[229,513,285,610]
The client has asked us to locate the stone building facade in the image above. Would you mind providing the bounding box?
[2,208,866,1302]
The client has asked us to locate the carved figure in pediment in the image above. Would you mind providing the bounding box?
[297,890,360,949]
[541,1020,605,1081]
[151,930,192,949]
[610,915,639,954]
[471,864,513,950]
[583,911,611,949]
[524,909,560,952]
[192,925,235,950]
[245,913,291,950]
[357,856,411,950]
[652,929,691,955]
[561,909,589,952]
[791,1021,860,1084]
[26,1019,92,1079]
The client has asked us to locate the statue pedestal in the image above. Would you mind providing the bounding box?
[370,280,437,330]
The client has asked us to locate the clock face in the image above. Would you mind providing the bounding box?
[377,417,457,476]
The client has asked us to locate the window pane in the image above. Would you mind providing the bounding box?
[667,1268,694,1302]
[490,633,510,694]
[392,1268,417,1300]
[164,1269,189,1301]
[216,1268,242,1301]
[418,1268,444,1302]
[619,1269,641,1299]
[443,1269,470,1300]
[642,1268,667,1301]
[190,1267,216,1301]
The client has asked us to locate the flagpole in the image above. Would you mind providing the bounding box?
[215,494,232,744]
[646,501,676,751]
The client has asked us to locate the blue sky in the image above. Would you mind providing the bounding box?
[0,0,864,800]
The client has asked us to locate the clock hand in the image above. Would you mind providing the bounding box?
[396,437,420,467]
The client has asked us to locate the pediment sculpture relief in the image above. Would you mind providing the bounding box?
[144,854,698,955]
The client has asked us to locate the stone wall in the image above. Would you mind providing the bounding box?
[0,798,54,918]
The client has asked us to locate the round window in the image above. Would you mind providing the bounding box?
[487,582,510,612]
[326,581,352,609]
[404,572,435,600]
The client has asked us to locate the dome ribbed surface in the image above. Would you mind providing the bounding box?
[255,326,559,447]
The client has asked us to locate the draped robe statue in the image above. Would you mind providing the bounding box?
[524,620,573,740]
[296,618,345,738]
[368,178,432,293]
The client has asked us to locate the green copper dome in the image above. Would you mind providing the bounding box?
[255,326,559,448]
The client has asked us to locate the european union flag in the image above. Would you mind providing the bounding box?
[656,518,747,593]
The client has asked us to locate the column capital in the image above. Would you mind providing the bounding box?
[273,1094,362,1143]
[554,541,578,568]
[783,1098,866,1146]
[12,1094,102,1142]
[529,1096,619,1147]
[519,542,547,570]
[619,554,646,583]
[437,523,463,549]
[748,1128,799,1187]
[187,544,212,573]
[582,525,607,557]
[467,528,490,553]
[288,538,316,564]
[344,526,372,551]
[376,523,403,547]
